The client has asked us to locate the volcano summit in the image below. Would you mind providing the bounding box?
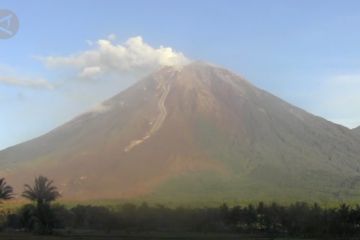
[1,62,360,203]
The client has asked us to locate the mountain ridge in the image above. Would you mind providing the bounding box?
[1,62,360,203]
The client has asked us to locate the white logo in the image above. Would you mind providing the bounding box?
[0,10,19,39]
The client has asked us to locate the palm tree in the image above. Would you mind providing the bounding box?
[22,176,60,234]
[22,176,60,205]
[0,177,14,201]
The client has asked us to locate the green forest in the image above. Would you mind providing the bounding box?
[2,176,360,239]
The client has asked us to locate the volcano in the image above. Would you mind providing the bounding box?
[353,126,360,135]
[1,62,360,203]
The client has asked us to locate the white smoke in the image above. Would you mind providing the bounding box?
[40,35,190,79]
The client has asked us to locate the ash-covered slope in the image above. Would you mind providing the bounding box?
[353,126,360,135]
[1,62,360,203]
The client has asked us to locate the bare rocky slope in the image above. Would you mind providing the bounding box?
[353,126,360,135]
[1,62,360,203]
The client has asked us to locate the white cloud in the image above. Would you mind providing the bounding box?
[0,76,53,89]
[0,65,53,89]
[40,35,190,79]
[79,66,102,78]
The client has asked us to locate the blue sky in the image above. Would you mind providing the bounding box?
[1,0,360,150]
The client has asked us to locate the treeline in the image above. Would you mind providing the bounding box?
[2,176,360,237]
[4,201,360,237]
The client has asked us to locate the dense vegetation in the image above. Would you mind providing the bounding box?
[3,201,360,238]
[2,176,360,238]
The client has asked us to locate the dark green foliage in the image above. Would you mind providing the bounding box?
[21,176,61,235]
[6,201,360,237]
[6,204,37,232]
[22,176,60,205]
[0,178,14,201]
[0,177,14,231]
[60,202,360,237]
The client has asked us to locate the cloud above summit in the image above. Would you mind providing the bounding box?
[40,35,191,79]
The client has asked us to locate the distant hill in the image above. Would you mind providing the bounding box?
[1,62,360,203]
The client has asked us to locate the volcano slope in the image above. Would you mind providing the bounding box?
[353,126,360,135]
[1,62,360,203]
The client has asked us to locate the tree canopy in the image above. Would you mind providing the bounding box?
[22,176,60,204]
[0,177,14,201]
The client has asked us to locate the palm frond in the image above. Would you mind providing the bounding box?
[0,178,14,200]
[22,176,60,203]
